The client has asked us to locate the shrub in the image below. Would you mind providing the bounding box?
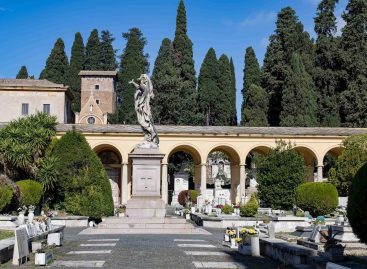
[222,204,234,214]
[178,190,189,207]
[50,129,114,218]
[296,182,338,216]
[240,193,259,217]
[0,186,13,212]
[329,135,367,196]
[16,180,43,207]
[257,140,308,210]
[189,190,200,204]
[347,162,367,244]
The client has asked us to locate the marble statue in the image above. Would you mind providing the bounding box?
[129,74,159,147]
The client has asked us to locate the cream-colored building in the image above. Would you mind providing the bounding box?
[75,71,117,124]
[0,79,73,123]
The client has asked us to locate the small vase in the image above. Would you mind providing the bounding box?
[191,207,196,214]
[250,236,260,256]
[18,211,25,225]
[186,213,190,220]
[224,234,229,242]
[230,238,236,248]
[28,210,34,223]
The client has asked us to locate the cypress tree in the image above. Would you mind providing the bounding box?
[280,53,318,127]
[262,7,314,126]
[314,0,342,126]
[84,29,102,70]
[16,66,29,79]
[198,48,219,125]
[243,84,269,127]
[173,0,198,125]
[340,0,367,127]
[110,28,149,124]
[217,54,233,126]
[100,30,117,71]
[40,38,69,85]
[242,47,263,126]
[229,58,237,125]
[151,38,180,125]
[68,32,85,112]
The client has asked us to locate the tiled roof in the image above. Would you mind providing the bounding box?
[0,79,66,88]
[78,71,117,76]
[54,124,367,137]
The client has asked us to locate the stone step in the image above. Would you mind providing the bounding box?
[102,217,187,224]
[97,223,194,229]
[81,228,210,235]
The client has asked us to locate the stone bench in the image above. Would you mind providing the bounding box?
[260,237,317,266]
[0,225,65,264]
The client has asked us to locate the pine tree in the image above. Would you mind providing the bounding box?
[242,47,264,126]
[40,38,69,85]
[151,38,180,125]
[314,0,342,126]
[243,84,269,126]
[229,58,237,125]
[100,30,117,71]
[262,7,314,126]
[16,66,29,79]
[68,32,85,112]
[173,0,198,125]
[84,29,102,70]
[217,54,233,126]
[197,48,219,125]
[109,28,149,124]
[280,53,318,127]
[340,0,367,127]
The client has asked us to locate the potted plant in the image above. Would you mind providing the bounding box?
[228,229,237,248]
[185,208,191,220]
[239,227,260,256]
[35,245,54,266]
[320,226,345,262]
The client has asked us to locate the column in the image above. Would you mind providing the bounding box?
[200,163,207,200]
[240,164,246,201]
[161,163,168,204]
[317,166,323,182]
[121,163,128,204]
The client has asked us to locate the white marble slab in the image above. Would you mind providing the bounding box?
[185,251,229,256]
[80,243,116,247]
[67,250,112,254]
[52,260,105,267]
[174,239,206,242]
[177,244,216,248]
[87,239,119,242]
[193,262,247,268]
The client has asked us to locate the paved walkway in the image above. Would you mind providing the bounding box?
[4,227,293,269]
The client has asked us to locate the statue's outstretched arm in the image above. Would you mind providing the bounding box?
[129,79,139,89]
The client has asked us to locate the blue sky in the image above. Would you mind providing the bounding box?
[0,0,347,122]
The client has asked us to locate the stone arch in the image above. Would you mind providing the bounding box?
[165,143,203,165]
[322,145,344,179]
[207,144,241,203]
[293,145,318,182]
[93,144,123,206]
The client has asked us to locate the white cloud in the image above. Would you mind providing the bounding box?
[239,11,276,28]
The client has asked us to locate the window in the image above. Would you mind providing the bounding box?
[95,85,99,90]
[87,116,96,124]
[96,99,100,105]
[43,104,50,114]
[21,103,29,115]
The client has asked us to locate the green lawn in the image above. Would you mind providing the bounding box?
[0,230,14,240]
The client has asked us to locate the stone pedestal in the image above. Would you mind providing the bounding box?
[126,147,166,218]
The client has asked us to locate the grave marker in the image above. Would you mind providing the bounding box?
[12,227,29,265]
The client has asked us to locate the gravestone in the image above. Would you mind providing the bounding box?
[171,172,189,206]
[12,227,29,265]
[125,147,165,218]
[267,223,275,239]
[309,225,321,243]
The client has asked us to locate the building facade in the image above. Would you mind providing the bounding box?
[0,79,73,123]
[75,71,117,124]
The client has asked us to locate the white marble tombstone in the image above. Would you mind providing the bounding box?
[171,172,189,206]
[12,227,29,265]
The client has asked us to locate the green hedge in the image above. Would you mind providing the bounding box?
[222,204,234,214]
[240,193,259,217]
[189,190,200,204]
[296,182,338,216]
[347,162,367,244]
[0,186,13,212]
[16,180,43,207]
